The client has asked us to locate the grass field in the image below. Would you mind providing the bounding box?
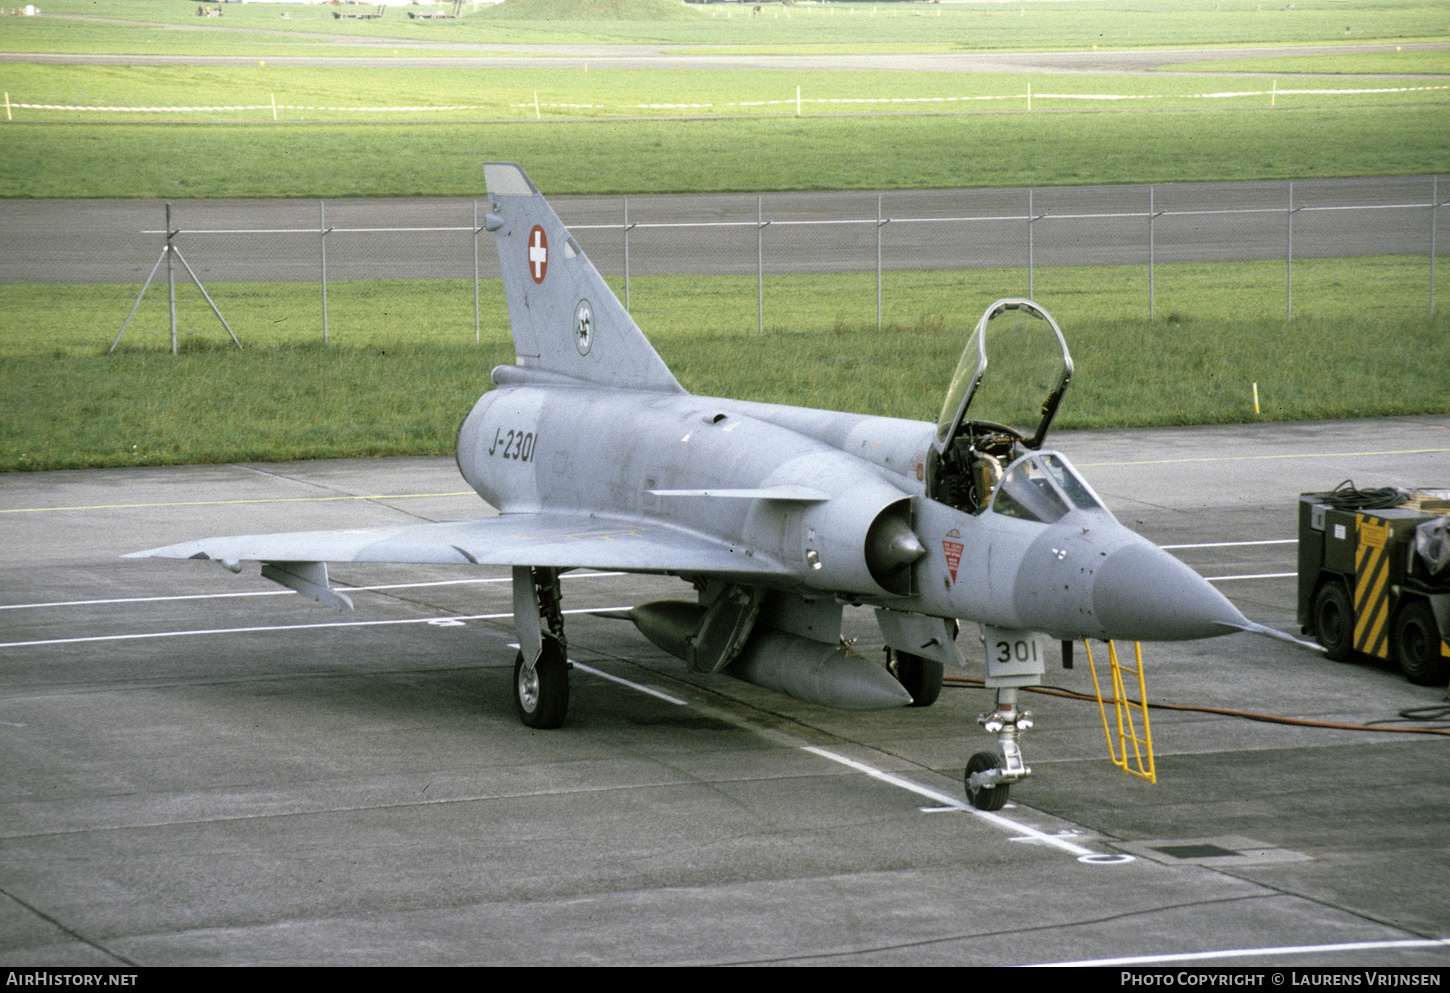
[1,255,1445,471]
[6,0,1448,53]
[3,257,1440,357]
[4,304,1444,472]
[2,2,1445,199]
[3,62,1442,123]
[3,101,1445,198]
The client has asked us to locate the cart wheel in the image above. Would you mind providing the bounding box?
[1394,599,1448,686]
[1312,581,1355,662]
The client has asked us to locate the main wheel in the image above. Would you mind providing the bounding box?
[1312,580,1355,662]
[893,653,944,708]
[1394,599,1448,686]
[514,642,569,729]
[964,751,1010,811]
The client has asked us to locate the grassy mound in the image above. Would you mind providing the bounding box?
[478,0,705,20]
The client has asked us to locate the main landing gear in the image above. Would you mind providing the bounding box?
[889,651,945,708]
[514,642,569,729]
[512,566,570,729]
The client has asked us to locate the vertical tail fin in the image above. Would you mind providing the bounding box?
[483,163,683,394]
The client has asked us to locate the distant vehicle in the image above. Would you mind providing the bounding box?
[132,163,1296,810]
[1299,485,1450,686]
[333,3,386,20]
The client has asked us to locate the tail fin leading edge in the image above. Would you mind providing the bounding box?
[484,162,683,394]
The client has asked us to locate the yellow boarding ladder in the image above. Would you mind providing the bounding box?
[1083,640,1156,783]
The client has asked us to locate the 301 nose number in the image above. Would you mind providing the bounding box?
[994,639,1040,664]
[979,625,1050,680]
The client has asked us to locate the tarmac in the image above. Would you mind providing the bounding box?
[1,414,1448,966]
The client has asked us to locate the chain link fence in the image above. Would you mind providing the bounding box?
[0,177,1439,353]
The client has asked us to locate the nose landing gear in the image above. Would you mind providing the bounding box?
[964,626,1047,810]
[965,690,1033,811]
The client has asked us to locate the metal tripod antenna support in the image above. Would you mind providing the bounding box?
[111,203,241,355]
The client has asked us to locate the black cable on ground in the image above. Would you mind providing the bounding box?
[942,675,1450,735]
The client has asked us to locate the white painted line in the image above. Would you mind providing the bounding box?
[0,491,476,514]
[542,667,1131,864]
[802,746,975,812]
[801,746,1132,865]
[1161,539,1296,550]
[0,572,625,612]
[0,615,514,649]
[0,590,294,610]
[1079,446,1450,468]
[0,616,502,649]
[1028,936,1450,967]
[0,606,636,650]
[572,662,689,706]
[502,642,688,707]
[1155,541,1297,583]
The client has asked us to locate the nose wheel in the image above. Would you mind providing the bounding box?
[964,751,1011,811]
[964,688,1032,810]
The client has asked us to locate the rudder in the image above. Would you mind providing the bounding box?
[484,162,683,394]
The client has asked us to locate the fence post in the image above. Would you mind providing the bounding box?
[876,193,885,332]
[1027,189,1035,300]
[166,203,178,354]
[757,196,767,335]
[110,201,240,354]
[1432,175,1439,316]
[320,201,330,344]
[473,200,481,345]
[1286,181,1294,321]
[1148,185,1156,321]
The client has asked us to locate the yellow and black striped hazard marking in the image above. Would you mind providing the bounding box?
[1352,515,1395,660]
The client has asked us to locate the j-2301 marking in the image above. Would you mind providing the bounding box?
[487,428,538,462]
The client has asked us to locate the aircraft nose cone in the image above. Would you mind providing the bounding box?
[1093,541,1249,641]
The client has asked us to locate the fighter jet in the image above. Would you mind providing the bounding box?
[132,162,1289,810]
